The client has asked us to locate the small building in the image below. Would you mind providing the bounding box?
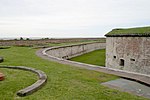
[105,26,150,75]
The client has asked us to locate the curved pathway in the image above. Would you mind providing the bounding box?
[36,47,150,86]
[0,65,47,97]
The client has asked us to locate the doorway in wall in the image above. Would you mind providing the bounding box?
[120,59,124,66]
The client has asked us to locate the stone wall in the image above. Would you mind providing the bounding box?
[46,42,106,59]
[106,37,150,75]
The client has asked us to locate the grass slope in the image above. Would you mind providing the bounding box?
[47,40,106,47]
[70,49,105,66]
[0,47,148,100]
[106,26,150,35]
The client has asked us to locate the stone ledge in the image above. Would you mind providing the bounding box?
[0,66,47,97]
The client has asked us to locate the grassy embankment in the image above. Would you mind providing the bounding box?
[0,47,148,100]
[106,26,150,35]
[47,39,105,47]
[70,49,105,66]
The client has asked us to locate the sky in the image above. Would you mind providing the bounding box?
[0,0,150,38]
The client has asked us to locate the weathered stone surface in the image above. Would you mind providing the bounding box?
[45,42,106,59]
[106,37,150,75]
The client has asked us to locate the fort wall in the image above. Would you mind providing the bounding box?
[106,37,150,75]
[45,42,106,59]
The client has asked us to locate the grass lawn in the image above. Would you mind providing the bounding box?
[70,49,106,66]
[47,40,105,47]
[106,26,150,35]
[0,47,148,100]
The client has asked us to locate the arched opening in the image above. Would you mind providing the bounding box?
[120,59,124,66]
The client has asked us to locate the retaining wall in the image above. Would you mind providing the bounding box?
[0,66,47,97]
[45,42,106,59]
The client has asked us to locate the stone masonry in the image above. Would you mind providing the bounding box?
[106,37,150,75]
[46,42,106,59]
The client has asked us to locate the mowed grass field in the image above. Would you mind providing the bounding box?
[46,39,105,47]
[70,49,105,66]
[0,47,148,100]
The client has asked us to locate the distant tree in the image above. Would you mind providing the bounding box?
[20,37,23,40]
[44,38,49,40]
[26,38,30,40]
[42,37,49,40]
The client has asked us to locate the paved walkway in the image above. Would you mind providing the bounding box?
[102,78,150,98]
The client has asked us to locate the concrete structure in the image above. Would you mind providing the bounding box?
[0,66,47,97]
[105,27,150,75]
[102,78,150,98]
[45,42,106,59]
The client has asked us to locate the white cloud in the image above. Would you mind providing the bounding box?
[0,0,150,38]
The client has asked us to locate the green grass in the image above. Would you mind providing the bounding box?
[47,40,106,47]
[106,26,150,35]
[32,39,106,48]
[70,49,106,66]
[0,47,148,100]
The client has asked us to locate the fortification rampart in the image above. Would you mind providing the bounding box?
[106,37,150,75]
[38,42,150,86]
[45,42,106,59]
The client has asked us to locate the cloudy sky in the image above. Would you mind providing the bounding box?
[0,0,150,38]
